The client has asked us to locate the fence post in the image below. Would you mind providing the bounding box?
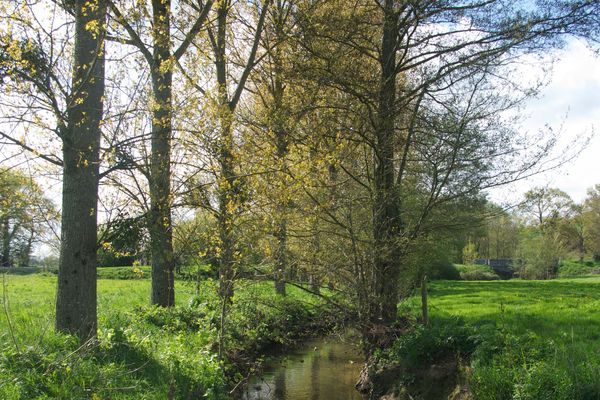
[421,274,429,326]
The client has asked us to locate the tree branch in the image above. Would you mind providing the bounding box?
[0,132,63,167]
[229,0,271,111]
[107,0,153,65]
[173,0,214,61]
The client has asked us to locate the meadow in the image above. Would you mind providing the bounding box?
[3,270,600,399]
[0,272,339,399]
[429,277,600,344]
[394,277,600,399]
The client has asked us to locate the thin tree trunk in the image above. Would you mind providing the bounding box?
[273,37,288,295]
[217,135,235,303]
[56,0,106,339]
[213,0,269,302]
[421,275,428,326]
[149,0,175,307]
[215,0,236,303]
[308,145,321,293]
[309,218,320,294]
[274,218,287,295]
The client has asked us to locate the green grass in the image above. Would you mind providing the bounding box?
[0,274,337,399]
[0,275,190,340]
[398,277,600,399]
[429,278,600,342]
[10,271,599,399]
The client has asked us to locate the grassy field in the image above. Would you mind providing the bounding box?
[1,274,182,341]
[0,273,337,399]
[429,277,600,345]
[395,277,600,399]
[4,271,600,399]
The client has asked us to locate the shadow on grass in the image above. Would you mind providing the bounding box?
[430,279,600,300]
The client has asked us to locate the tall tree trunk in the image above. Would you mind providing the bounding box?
[370,0,401,328]
[273,36,288,296]
[307,146,321,293]
[215,1,236,303]
[56,0,106,339]
[1,216,10,267]
[309,214,320,294]
[213,0,269,303]
[274,218,287,294]
[20,228,34,267]
[217,121,235,302]
[149,0,175,307]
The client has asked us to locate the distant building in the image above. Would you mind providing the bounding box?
[475,258,514,279]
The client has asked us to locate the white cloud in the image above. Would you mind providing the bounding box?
[488,38,600,204]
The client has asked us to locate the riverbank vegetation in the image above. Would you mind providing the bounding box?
[0,274,345,399]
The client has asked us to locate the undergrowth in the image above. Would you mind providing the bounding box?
[0,274,341,399]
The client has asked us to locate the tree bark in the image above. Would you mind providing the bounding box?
[215,0,236,303]
[212,0,269,302]
[56,0,106,339]
[149,0,175,307]
[370,0,402,327]
[273,35,288,296]
[274,218,287,295]
[1,216,10,267]
[421,275,428,326]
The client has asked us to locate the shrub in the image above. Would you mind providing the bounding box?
[516,232,564,280]
[557,260,600,277]
[462,240,478,265]
[380,316,477,371]
[428,261,461,280]
[96,266,151,279]
[455,264,500,281]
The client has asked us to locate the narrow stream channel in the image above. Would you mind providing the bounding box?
[241,336,364,400]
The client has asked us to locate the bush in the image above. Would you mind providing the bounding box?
[379,316,477,371]
[428,261,461,280]
[97,265,150,279]
[455,264,500,281]
[227,284,341,355]
[400,237,461,292]
[462,240,478,265]
[516,232,563,280]
[97,250,136,267]
[557,260,600,277]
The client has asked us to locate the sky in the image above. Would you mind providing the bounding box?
[488,38,600,204]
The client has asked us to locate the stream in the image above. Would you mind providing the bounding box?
[240,335,364,400]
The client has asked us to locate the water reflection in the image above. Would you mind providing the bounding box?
[241,337,363,400]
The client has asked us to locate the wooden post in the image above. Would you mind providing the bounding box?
[421,274,429,326]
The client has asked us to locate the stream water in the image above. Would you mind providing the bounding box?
[240,335,364,400]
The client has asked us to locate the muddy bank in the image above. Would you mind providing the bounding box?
[356,354,473,400]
